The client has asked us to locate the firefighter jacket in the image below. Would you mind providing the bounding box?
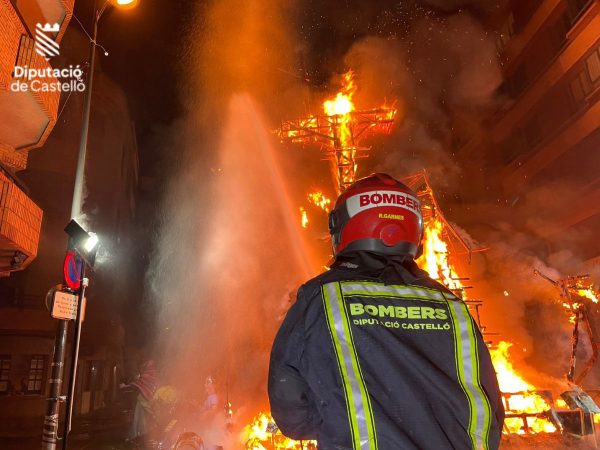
[268,251,504,450]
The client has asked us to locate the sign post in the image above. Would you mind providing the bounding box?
[42,252,87,450]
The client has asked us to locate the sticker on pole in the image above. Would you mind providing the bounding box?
[51,291,86,321]
[63,251,83,290]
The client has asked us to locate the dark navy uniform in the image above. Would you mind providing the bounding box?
[269,252,504,450]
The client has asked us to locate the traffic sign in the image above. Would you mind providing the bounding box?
[51,291,86,321]
[63,251,83,290]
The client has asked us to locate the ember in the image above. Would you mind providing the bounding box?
[299,207,308,229]
[307,191,332,213]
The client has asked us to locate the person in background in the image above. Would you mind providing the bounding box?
[121,359,160,440]
[203,376,219,411]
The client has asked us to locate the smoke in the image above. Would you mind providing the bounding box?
[344,12,503,185]
[339,4,600,389]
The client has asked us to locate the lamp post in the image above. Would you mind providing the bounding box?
[42,1,139,449]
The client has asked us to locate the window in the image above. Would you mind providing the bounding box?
[26,355,46,395]
[569,58,597,107]
[0,356,10,394]
[586,49,600,83]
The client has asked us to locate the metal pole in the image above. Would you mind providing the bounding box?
[62,270,88,450]
[43,1,99,447]
[41,321,68,450]
[71,1,99,220]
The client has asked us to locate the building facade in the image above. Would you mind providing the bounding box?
[457,0,600,266]
[0,0,74,275]
[0,5,139,434]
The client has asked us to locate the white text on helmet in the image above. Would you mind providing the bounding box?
[345,190,422,218]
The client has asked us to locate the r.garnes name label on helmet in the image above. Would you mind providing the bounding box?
[346,190,421,218]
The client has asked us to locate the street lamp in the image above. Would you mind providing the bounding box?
[42,1,139,449]
[71,0,140,219]
[64,219,100,267]
[114,0,139,9]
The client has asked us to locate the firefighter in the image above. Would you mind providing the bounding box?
[268,173,504,450]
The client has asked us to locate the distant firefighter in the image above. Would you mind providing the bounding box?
[269,173,504,450]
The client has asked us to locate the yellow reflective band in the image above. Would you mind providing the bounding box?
[322,284,360,449]
[323,282,378,450]
[341,281,449,302]
[447,298,492,450]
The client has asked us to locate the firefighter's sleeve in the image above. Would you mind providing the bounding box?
[477,330,505,448]
[268,287,319,440]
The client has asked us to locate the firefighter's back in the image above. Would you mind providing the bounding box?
[298,262,502,450]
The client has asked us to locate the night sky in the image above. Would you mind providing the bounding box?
[73,0,506,182]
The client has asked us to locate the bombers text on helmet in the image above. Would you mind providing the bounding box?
[328,173,423,258]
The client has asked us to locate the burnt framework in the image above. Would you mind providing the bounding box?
[276,107,396,192]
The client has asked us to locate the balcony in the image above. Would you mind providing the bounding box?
[0,168,42,275]
[0,1,61,169]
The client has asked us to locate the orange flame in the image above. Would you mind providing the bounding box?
[560,285,597,323]
[491,342,557,434]
[577,288,599,303]
[307,191,332,213]
[299,207,308,229]
[416,217,465,295]
[416,217,556,434]
[323,71,357,188]
[243,412,317,449]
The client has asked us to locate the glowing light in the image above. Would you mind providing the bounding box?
[113,0,138,9]
[491,342,557,434]
[243,412,317,449]
[84,233,99,252]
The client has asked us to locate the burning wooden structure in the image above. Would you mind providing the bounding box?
[275,71,396,193]
[242,71,600,449]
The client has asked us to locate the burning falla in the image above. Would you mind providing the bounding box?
[243,412,316,450]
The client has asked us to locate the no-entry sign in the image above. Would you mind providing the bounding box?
[63,251,83,290]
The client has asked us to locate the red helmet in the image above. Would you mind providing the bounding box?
[328,173,423,258]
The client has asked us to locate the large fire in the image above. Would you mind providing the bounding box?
[491,342,557,434]
[243,412,317,450]
[416,215,557,434]
[276,68,563,442]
